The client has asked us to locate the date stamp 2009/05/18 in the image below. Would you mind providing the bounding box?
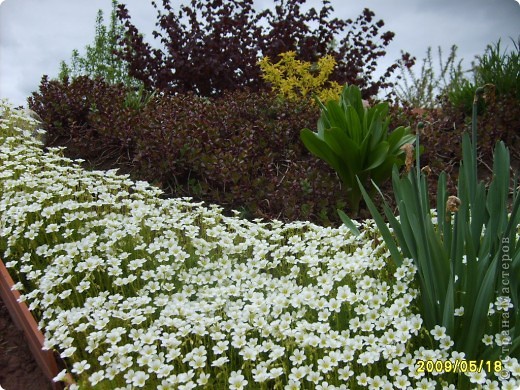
[416,360,505,375]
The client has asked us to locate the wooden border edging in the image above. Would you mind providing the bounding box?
[0,258,67,390]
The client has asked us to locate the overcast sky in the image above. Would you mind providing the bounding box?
[1,0,519,107]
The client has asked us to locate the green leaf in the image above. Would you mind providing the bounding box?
[388,127,414,154]
[442,270,455,336]
[461,133,477,200]
[365,142,389,170]
[300,128,334,163]
[370,157,400,185]
[357,176,403,267]
[323,127,362,174]
[463,254,499,358]
[317,116,328,137]
[301,128,355,187]
[486,141,509,238]
[507,332,520,358]
[387,126,409,148]
[324,100,348,131]
[345,105,362,143]
[342,84,364,118]
[337,209,361,236]
[322,127,353,155]
[367,117,385,149]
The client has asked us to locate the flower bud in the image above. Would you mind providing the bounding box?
[446,196,461,213]
[421,165,432,176]
[400,143,414,173]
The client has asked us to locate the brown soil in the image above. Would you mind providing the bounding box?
[0,295,51,390]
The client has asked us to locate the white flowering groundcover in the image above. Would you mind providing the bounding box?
[0,103,519,389]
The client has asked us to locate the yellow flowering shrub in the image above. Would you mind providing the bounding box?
[258,51,342,104]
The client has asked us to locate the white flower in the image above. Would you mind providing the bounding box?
[495,332,512,346]
[229,370,248,390]
[356,372,369,386]
[289,366,307,381]
[415,378,436,389]
[467,370,487,385]
[439,337,454,349]
[315,382,336,390]
[60,346,76,358]
[89,370,105,386]
[130,371,149,387]
[454,306,464,316]
[188,354,206,369]
[338,366,354,381]
[393,375,411,389]
[482,334,494,346]
[386,359,404,377]
[211,356,229,367]
[431,325,447,340]
[317,356,333,373]
[71,360,91,374]
[495,296,513,311]
[290,349,306,366]
[241,346,258,361]
[252,364,269,383]
[307,370,322,384]
[197,372,210,386]
[285,379,301,390]
[52,369,68,383]
[501,379,520,390]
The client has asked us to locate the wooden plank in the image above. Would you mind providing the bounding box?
[0,258,66,390]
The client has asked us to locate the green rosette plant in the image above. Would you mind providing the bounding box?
[300,84,416,216]
[342,87,520,386]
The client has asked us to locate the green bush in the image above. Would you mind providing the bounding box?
[448,37,520,114]
[395,37,520,116]
[301,84,416,217]
[59,0,141,90]
[389,38,520,210]
[395,45,465,109]
[58,0,155,114]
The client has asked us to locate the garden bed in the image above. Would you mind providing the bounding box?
[1,103,519,389]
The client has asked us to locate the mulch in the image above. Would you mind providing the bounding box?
[0,295,51,390]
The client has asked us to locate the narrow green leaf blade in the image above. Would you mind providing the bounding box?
[337,209,361,236]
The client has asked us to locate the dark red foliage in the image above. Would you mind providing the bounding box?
[28,76,350,224]
[420,93,520,177]
[115,0,412,99]
[258,0,346,63]
[134,90,348,223]
[333,8,401,98]
[28,76,142,162]
[29,74,516,225]
[388,91,520,205]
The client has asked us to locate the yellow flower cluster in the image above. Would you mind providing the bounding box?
[258,51,342,104]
